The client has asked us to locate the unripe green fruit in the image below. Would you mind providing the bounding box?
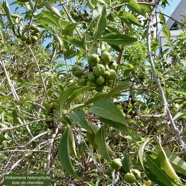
[88,54,100,67]
[87,81,97,87]
[111,158,122,170]
[131,169,141,180]
[108,69,116,80]
[95,85,104,92]
[93,64,105,77]
[101,51,112,64]
[21,35,27,41]
[26,38,32,44]
[31,36,38,43]
[78,77,87,86]
[95,76,105,85]
[109,61,118,71]
[103,71,111,79]
[124,173,136,183]
[88,72,96,81]
[30,24,40,33]
[72,65,83,77]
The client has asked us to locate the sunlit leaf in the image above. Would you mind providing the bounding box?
[90,98,126,124]
[58,126,80,179]
[99,33,137,46]
[93,5,106,40]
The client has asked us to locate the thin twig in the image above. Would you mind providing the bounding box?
[28,45,49,101]
[146,1,186,151]
[0,59,19,101]
[0,119,44,132]
[46,127,59,174]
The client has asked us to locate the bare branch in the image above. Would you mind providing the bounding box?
[146,1,186,151]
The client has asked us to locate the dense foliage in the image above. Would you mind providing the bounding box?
[0,0,186,185]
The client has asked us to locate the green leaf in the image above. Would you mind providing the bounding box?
[69,127,77,158]
[106,82,130,98]
[120,11,142,26]
[90,98,126,124]
[100,117,129,132]
[44,1,62,18]
[84,94,107,106]
[157,144,181,182]
[0,96,13,102]
[58,126,80,179]
[127,0,144,16]
[162,24,171,41]
[173,110,186,120]
[121,154,131,172]
[3,0,13,25]
[61,35,85,50]
[166,150,186,176]
[138,138,150,169]
[93,5,106,40]
[94,126,113,161]
[70,109,91,133]
[146,155,177,186]
[99,33,137,46]
[59,86,78,108]
[67,86,90,105]
[63,23,78,36]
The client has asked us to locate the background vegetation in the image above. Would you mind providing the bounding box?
[0,0,186,185]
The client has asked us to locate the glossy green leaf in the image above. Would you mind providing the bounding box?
[58,126,80,179]
[90,98,126,124]
[146,155,177,186]
[94,126,113,161]
[127,0,144,16]
[106,82,130,98]
[166,150,186,175]
[93,5,106,40]
[70,109,91,133]
[120,11,142,26]
[44,2,62,18]
[100,117,128,132]
[61,35,85,50]
[121,154,130,172]
[158,144,181,182]
[99,33,137,46]
[84,94,107,106]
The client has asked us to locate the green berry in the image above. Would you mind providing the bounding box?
[88,54,100,67]
[101,51,112,64]
[93,64,105,77]
[124,173,136,183]
[95,76,105,85]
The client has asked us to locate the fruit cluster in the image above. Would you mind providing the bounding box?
[72,52,118,92]
[21,24,40,44]
[111,158,141,183]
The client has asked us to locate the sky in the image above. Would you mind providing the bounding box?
[3,0,182,17]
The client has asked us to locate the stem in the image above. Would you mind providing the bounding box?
[28,45,49,101]
[146,1,186,151]
[0,58,19,101]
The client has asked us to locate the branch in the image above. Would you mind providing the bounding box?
[0,58,19,101]
[46,127,59,174]
[156,11,186,29]
[146,1,186,151]
[28,45,49,101]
